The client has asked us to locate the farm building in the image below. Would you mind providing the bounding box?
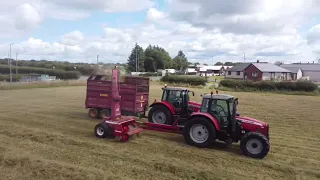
[280,63,320,82]
[225,63,251,80]
[279,66,302,80]
[197,65,231,76]
[185,68,197,75]
[244,63,292,81]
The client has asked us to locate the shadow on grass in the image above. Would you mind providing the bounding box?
[145,131,242,156]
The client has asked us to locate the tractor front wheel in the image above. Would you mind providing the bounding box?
[240,132,270,159]
[94,122,113,138]
[148,105,172,125]
[183,117,216,148]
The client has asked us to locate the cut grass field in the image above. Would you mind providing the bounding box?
[0,84,320,180]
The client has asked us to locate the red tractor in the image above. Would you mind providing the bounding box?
[141,90,270,159]
[147,86,201,125]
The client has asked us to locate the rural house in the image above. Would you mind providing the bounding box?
[280,63,320,82]
[244,63,292,81]
[225,63,251,80]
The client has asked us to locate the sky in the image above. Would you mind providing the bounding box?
[0,0,320,64]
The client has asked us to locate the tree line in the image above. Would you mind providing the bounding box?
[125,43,190,73]
[0,59,125,76]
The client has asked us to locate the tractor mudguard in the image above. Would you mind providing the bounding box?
[149,101,175,115]
[187,112,221,131]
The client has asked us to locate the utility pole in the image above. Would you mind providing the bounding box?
[243,52,246,62]
[97,54,99,64]
[16,52,18,75]
[96,55,99,73]
[9,43,14,83]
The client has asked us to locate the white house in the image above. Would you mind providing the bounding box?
[165,69,176,74]
[185,68,197,74]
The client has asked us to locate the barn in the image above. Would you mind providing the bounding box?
[280,63,320,82]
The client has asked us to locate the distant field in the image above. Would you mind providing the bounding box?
[0,80,86,90]
[0,84,320,180]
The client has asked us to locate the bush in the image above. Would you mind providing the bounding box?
[219,79,318,92]
[161,75,207,86]
[0,65,80,80]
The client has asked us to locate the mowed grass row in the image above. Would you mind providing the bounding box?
[0,84,319,180]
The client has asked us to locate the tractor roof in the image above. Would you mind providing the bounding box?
[163,86,189,91]
[203,93,234,100]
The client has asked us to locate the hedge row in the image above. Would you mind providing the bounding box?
[0,65,80,80]
[0,74,21,82]
[139,72,162,77]
[219,79,318,92]
[161,75,207,86]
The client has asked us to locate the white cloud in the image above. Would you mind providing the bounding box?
[307,24,320,55]
[60,31,84,46]
[168,0,320,35]
[0,0,319,64]
[0,0,154,37]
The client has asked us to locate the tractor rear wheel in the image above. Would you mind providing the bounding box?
[88,108,99,119]
[94,122,113,138]
[183,117,216,148]
[148,105,172,125]
[100,109,111,119]
[240,132,270,159]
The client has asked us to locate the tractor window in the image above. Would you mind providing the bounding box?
[229,100,234,116]
[210,99,229,127]
[200,98,209,112]
[162,90,168,101]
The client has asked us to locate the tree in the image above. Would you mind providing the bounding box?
[144,45,172,71]
[126,43,145,72]
[215,62,223,65]
[173,50,188,71]
[274,61,283,66]
[224,62,235,66]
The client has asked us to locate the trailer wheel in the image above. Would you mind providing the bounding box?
[148,105,172,125]
[94,123,113,138]
[240,132,270,159]
[183,117,216,148]
[100,109,111,119]
[88,108,99,119]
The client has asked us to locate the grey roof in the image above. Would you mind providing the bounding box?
[163,86,189,91]
[281,67,301,73]
[280,64,320,71]
[251,63,291,73]
[203,94,234,100]
[227,63,251,72]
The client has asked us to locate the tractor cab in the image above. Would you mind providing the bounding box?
[161,86,195,115]
[200,93,239,134]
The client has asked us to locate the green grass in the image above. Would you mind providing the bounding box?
[208,75,225,81]
[0,84,319,179]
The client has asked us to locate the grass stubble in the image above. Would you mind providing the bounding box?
[0,83,319,180]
